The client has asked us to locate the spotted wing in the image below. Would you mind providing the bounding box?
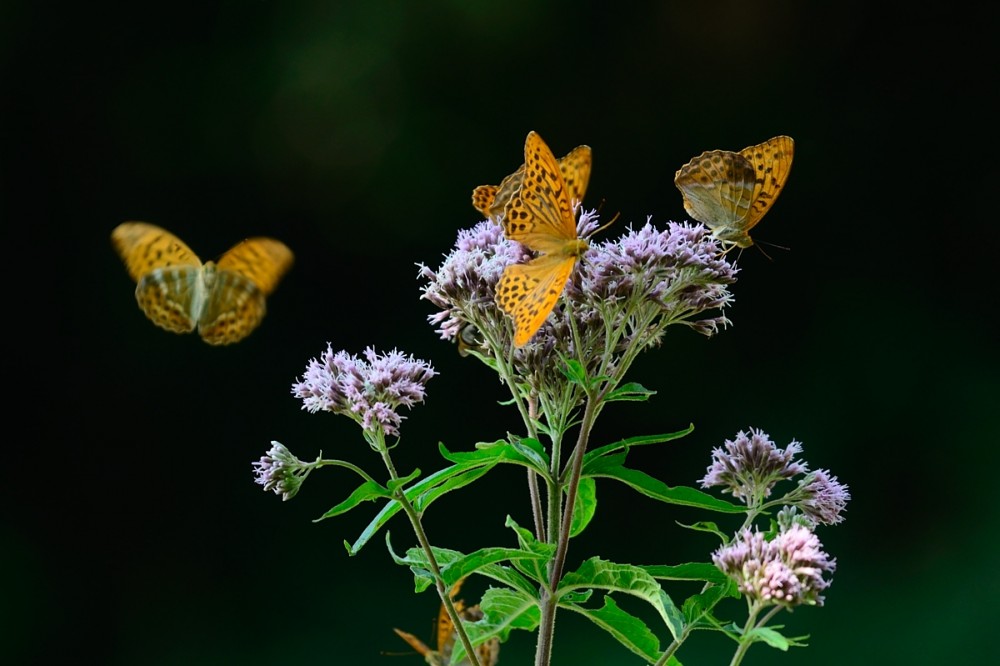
[215,237,294,296]
[112,222,205,334]
[495,253,576,347]
[558,144,592,207]
[739,135,794,228]
[500,132,576,253]
[674,149,758,247]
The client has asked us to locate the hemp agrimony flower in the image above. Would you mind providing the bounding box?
[252,441,317,501]
[291,344,437,439]
[699,428,808,504]
[712,524,836,608]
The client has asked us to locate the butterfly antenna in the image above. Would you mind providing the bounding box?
[755,239,791,262]
[592,210,620,236]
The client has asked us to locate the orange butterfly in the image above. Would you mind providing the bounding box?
[673,135,794,248]
[111,222,293,345]
[492,131,591,347]
[471,141,591,220]
[393,578,499,666]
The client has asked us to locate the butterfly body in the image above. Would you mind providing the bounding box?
[492,131,591,347]
[111,222,293,345]
[674,135,794,248]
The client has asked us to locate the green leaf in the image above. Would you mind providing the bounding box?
[558,557,685,640]
[681,580,739,627]
[744,626,801,651]
[568,477,597,538]
[583,456,744,513]
[317,479,393,522]
[562,595,663,663]
[345,456,502,555]
[604,382,658,403]
[450,586,542,663]
[583,426,694,464]
[438,439,551,479]
[560,358,589,386]
[505,516,555,584]
[676,521,731,541]
[385,468,421,493]
[640,562,729,585]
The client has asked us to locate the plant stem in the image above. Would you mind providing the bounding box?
[376,434,482,666]
[533,392,600,666]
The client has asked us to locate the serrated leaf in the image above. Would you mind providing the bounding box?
[559,358,589,385]
[582,456,744,513]
[681,580,739,627]
[745,626,797,651]
[562,595,663,663]
[316,479,392,521]
[450,586,541,663]
[676,520,732,540]
[558,557,685,640]
[605,382,658,403]
[505,516,555,584]
[640,563,729,585]
[438,439,551,478]
[568,477,597,538]
[385,468,421,493]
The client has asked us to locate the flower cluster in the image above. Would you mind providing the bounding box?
[712,524,836,608]
[252,441,314,501]
[699,428,808,503]
[291,344,437,438]
[418,210,737,389]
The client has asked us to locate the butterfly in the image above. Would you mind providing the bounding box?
[393,578,500,666]
[110,221,294,345]
[471,141,591,220]
[673,135,794,248]
[492,131,592,347]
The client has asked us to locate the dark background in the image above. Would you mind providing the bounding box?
[3,1,997,664]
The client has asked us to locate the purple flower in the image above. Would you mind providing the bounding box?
[253,441,313,501]
[292,344,437,438]
[796,469,851,525]
[712,525,836,608]
[699,428,808,503]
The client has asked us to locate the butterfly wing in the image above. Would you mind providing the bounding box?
[674,149,758,247]
[738,135,794,228]
[111,222,205,334]
[472,143,591,220]
[503,131,579,253]
[495,253,576,347]
[196,238,294,345]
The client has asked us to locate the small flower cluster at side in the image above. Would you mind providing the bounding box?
[292,344,437,439]
[252,441,315,501]
[699,427,850,525]
[712,524,836,608]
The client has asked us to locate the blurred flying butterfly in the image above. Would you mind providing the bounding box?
[472,140,591,220]
[673,135,794,248]
[111,221,294,345]
[492,131,592,347]
[393,578,499,666]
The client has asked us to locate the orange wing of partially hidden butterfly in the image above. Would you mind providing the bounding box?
[393,578,499,666]
[110,221,293,345]
[492,131,591,347]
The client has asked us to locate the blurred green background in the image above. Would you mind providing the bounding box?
[3,1,996,664]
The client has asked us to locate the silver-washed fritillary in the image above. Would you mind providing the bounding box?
[111,222,294,345]
[493,131,591,347]
[472,141,591,220]
[393,578,500,666]
[673,135,794,248]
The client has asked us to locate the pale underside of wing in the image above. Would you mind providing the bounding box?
[134,267,202,334]
[674,149,758,246]
[111,221,202,282]
[739,135,795,227]
[196,265,268,345]
[495,254,577,347]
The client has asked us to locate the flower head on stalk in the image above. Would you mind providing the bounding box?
[252,441,318,501]
[699,428,808,507]
[291,344,437,442]
[712,524,836,608]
